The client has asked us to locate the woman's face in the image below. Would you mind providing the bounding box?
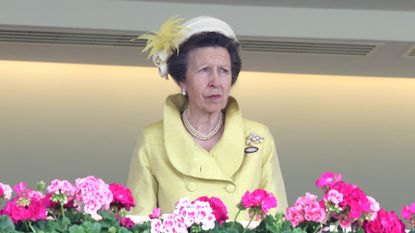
[181,47,232,115]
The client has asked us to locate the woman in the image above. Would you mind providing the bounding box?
[127,16,287,219]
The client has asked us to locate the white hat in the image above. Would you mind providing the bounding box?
[139,16,237,79]
[180,16,238,44]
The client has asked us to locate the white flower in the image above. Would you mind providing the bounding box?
[150,219,162,233]
[367,196,380,220]
[0,183,12,200]
[326,189,343,205]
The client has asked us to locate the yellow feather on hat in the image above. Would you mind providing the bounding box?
[136,16,186,59]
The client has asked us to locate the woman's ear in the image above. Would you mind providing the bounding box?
[179,82,188,96]
[179,81,186,91]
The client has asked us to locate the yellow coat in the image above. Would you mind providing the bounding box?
[127,94,287,220]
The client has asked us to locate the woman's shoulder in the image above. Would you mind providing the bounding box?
[142,120,164,140]
[241,118,273,138]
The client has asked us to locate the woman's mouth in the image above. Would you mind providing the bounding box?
[206,94,222,100]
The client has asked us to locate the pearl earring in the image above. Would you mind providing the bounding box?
[181,89,187,96]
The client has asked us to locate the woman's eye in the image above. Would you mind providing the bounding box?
[220,68,229,74]
[199,67,208,72]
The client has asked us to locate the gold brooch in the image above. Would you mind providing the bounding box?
[246,132,264,145]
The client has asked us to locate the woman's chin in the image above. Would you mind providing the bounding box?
[204,104,226,113]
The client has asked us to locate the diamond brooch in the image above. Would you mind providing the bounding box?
[246,132,264,145]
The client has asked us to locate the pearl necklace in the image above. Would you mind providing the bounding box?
[181,110,223,141]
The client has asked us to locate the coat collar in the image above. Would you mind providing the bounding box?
[163,94,245,182]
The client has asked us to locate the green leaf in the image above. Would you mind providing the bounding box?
[69,225,86,233]
[355,226,365,233]
[31,220,58,233]
[100,212,120,229]
[291,228,307,233]
[117,227,132,233]
[281,220,293,230]
[253,215,276,233]
[80,221,102,233]
[190,224,202,233]
[0,215,16,233]
[36,181,46,192]
[108,226,117,233]
[89,223,102,233]
[336,225,344,233]
[57,217,71,231]
[216,221,244,233]
[130,221,151,233]
[266,223,281,233]
[220,227,241,233]
[65,208,87,224]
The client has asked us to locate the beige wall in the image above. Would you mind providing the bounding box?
[2,0,415,42]
[1,60,414,213]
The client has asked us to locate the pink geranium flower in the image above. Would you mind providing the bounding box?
[286,192,326,227]
[75,176,113,220]
[13,182,27,196]
[149,207,161,219]
[151,219,162,233]
[241,189,277,217]
[367,196,380,220]
[332,182,371,220]
[316,172,381,230]
[401,202,415,229]
[109,183,135,211]
[401,202,415,220]
[47,180,75,196]
[3,199,47,223]
[156,197,216,232]
[47,179,76,205]
[364,209,405,233]
[195,196,228,224]
[0,182,11,200]
[315,172,343,190]
[325,189,344,205]
[0,183,47,223]
[327,181,373,227]
[119,216,135,229]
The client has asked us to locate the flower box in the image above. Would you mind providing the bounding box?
[0,172,414,233]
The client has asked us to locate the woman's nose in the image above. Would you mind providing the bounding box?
[209,70,220,87]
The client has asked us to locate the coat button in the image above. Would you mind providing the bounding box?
[225,184,236,193]
[186,182,197,192]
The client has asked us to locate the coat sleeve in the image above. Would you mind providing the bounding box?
[126,132,159,216]
[260,127,288,213]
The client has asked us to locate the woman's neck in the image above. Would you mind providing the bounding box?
[184,107,222,134]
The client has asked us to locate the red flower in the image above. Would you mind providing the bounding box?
[5,184,47,223]
[330,181,372,222]
[401,202,415,220]
[119,216,135,229]
[1,196,47,223]
[364,209,405,233]
[315,172,343,190]
[196,196,228,224]
[149,208,161,219]
[241,189,277,217]
[109,183,135,211]
[41,193,55,208]
[13,182,27,196]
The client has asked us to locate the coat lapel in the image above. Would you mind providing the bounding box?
[212,97,245,177]
[163,94,244,182]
